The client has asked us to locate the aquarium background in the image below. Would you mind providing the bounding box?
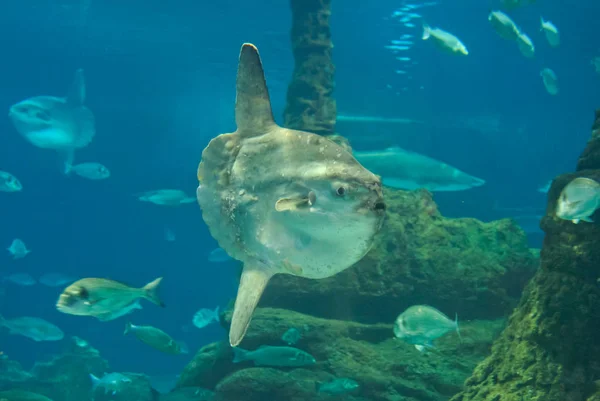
[0,0,599,380]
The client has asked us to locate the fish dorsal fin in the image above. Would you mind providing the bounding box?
[67,69,86,106]
[229,263,274,346]
[234,44,275,138]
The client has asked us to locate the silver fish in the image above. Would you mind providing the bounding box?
[0,171,22,192]
[5,273,36,286]
[137,189,196,206]
[66,162,110,180]
[124,322,188,355]
[540,68,559,95]
[39,272,76,287]
[556,177,600,224]
[540,17,560,47]
[9,69,95,167]
[488,11,520,41]
[7,238,31,259]
[90,373,132,395]
[422,24,468,55]
[233,345,316,367]
[317,378,360,394]
[192,306,220,329]
[394,305,460,351]
[353,147,485,191]
[0,314,64,341]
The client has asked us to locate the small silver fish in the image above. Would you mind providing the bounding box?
[66,162,110,180]
[488,11,520,41]
[422,24,468,55]
[233,346,316,367]
[124,322,188,355]
[137,189,196,206]
[90,373,132,395]
[393,305,460,351]
[281,327,302,345]
[192,306,220,329]
[317,378,360,394]
[7,238,31,259]
[556,177,600,224]
[0,171,22,192]
[5,273,36,286]
[516,32,535,58]
[540,68,559,95]
[540,17,560,47]
[0,314,64,341]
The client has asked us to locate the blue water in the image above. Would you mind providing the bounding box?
[0,0,599,377]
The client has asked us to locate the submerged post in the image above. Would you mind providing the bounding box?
[284,0,337,136]
[452,110,600,401]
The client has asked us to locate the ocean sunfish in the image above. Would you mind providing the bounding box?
[9,69,96,169]
[196,43,386,347]
[353,147,485,192]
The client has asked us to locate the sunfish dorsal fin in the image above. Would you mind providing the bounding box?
[67,69,86,106]
[229,263,274,346]
[235,43,275,138]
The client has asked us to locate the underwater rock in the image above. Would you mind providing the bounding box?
[160,387,214,401]
[179,308,505,401]
[260,189,538,323]
[27,341,109,401]
[451,110,600,401]
[0,354,36,390]
[0,389,54,401]
[284,0,337,136]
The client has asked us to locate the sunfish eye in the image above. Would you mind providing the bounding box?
[335,186,346,196]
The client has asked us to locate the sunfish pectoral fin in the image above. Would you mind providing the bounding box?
[234,44,276,138]
[275,191,316,212]
[67,69,86,105]
[229,264,274,347]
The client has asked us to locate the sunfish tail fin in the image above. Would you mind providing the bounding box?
[235,43,275,137]
[142,277,165,307]
[124,322,133,335]
[214,305,221,323]
[455,313,462,343]
[229,264,274,347]
[232,347,250,363]
[61,149,75,175]
[67,69,86,105]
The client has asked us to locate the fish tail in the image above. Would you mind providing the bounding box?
[89,373,101,388]
[142,277,165,307]
[232,347,249,363]
[124,322,133,335]
[422,23,431,40]
[455,313,462,343]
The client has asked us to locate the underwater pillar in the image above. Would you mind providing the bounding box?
[284,0,337,136]
[451,110,600,401]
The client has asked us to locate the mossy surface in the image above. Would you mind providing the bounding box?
[451,111,600,401]
[178,308,505,401]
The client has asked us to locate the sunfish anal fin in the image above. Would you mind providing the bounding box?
[234,43,275,138]
[230,264,274,347]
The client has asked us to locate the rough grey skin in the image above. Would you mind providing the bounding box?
[196,43,385,347]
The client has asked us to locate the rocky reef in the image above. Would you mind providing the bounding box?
[261,188,538,324]
[451,110,600,401]
[178,308,505,401]
[283,0,337,136]
[0,338,212,401]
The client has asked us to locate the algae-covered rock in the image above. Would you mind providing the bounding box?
[261,189,538,323]
[160,387,214,401]
[179,308,505,401]
[0,354,35,390]
[451,110,600,401]
[0,389,53,401]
